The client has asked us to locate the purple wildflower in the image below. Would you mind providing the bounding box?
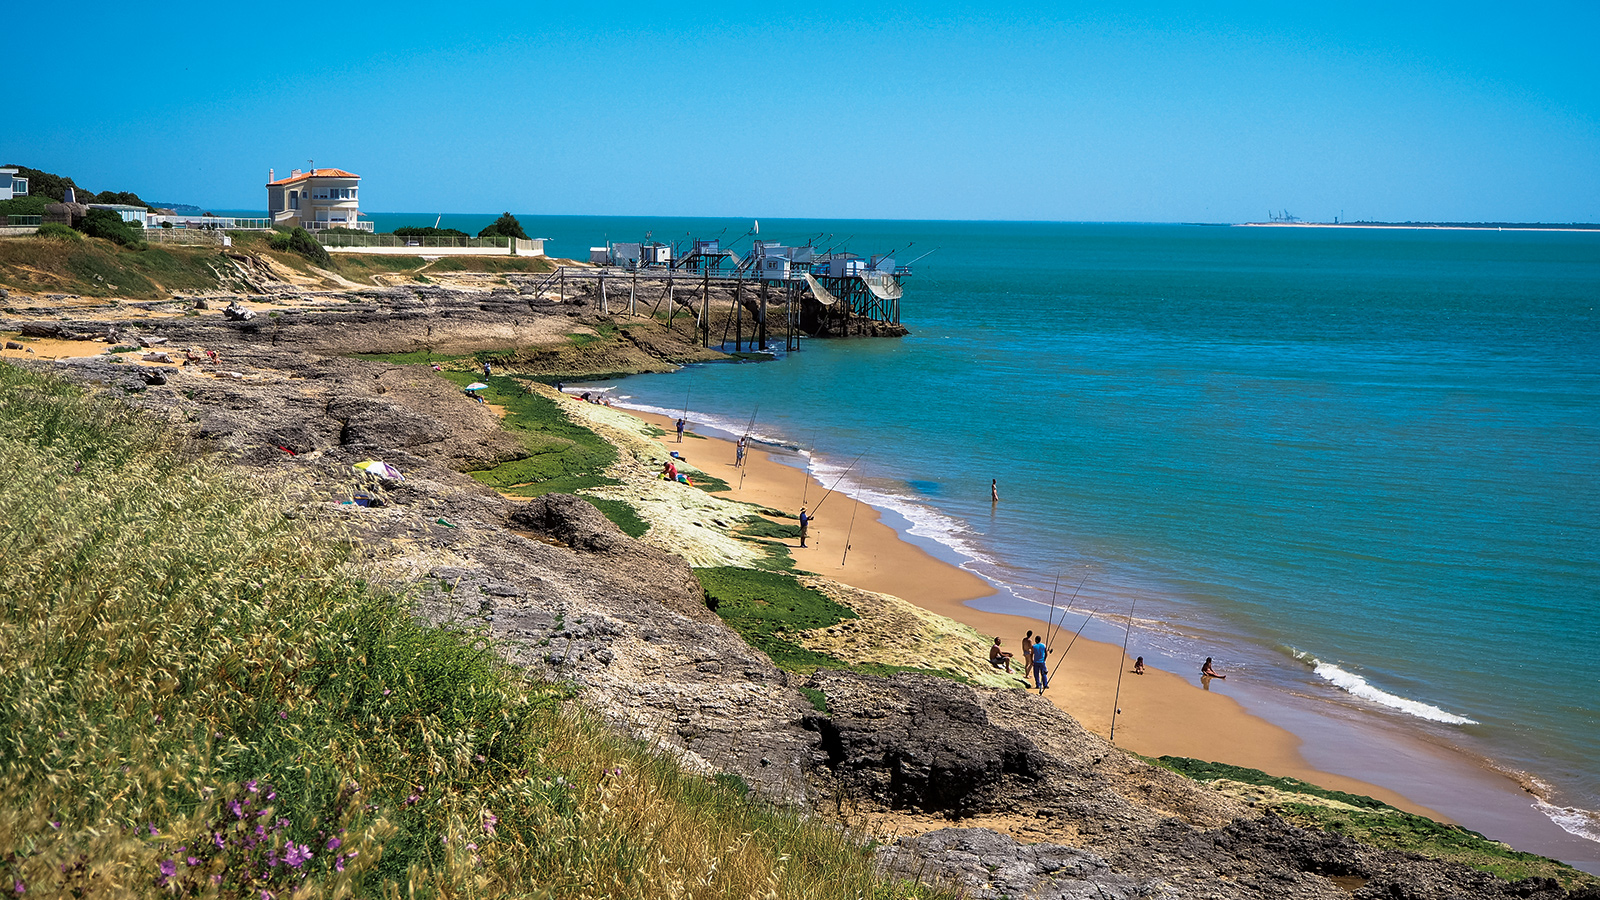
[278,711,287,720]
[148,823,158,835]
[483,812,498,836]
[404,793,420,806]
[230,800,244,818]
[159,860,176,879]
[246,779,258,793]
[326,837,342,851]
[13,881,24,895]
[186,856,199,866]
[283,842,312,868]
[214,832,226,849]
[49,821,59,830]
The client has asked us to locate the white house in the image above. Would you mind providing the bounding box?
[0,167,28,201]
[265,167,373,232]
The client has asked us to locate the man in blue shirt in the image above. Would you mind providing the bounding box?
[1031,637,1049,691]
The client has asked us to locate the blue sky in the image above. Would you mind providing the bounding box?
[6,1,1597,222]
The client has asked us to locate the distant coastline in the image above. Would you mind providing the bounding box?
[1239,221,1600,233]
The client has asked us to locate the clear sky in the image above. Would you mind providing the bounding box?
[6,1,1597,222]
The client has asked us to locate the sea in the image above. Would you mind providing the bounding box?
[273,212,1600,868]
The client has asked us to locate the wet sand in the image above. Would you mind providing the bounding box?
[627,408,1440,818]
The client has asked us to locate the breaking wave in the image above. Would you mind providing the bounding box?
[1291,651,1478,725]
[1534,798,1600,844]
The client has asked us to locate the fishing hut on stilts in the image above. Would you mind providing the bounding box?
[531,227,915,353]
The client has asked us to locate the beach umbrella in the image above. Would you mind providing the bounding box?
[353,460,404,480]
[465,382,489,391]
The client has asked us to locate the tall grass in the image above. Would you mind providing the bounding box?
[0,363,953,899]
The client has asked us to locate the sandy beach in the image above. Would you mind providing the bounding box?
[617,405,1440,817]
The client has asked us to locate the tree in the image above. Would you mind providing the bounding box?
[477,212,527,240]
[76,208,147,249]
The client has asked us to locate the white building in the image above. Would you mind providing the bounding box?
[86,203,150,225]
[266,167,374,232]
[0,167,28,201]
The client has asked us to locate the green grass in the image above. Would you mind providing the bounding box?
[737,515,801,541]
[584,496,650,538]
[695,567,968,682]
[0,235,243,298]
[1154,757,1597,889]
[438,373,621,497]
[0,361,959,900]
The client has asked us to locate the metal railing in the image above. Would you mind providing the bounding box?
[149,215,272,230]
[5,215,42,227]
[306,220,376,233]
[314,232,510,248]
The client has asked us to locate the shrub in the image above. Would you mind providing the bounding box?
[35,222,80,241]
[267,226,332,266]
[75,207,146,249]
[477,212,528,240]
[394,226,469,238]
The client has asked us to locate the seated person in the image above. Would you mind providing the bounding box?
[1133,656,1146,674]
[989,637,1014,672]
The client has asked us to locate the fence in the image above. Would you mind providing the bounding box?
[149,215,272,230]
[314,232,512,249]
[142,228,225,246]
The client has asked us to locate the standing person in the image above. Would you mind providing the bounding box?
[482,360,492,378]
[1021,630,1036,680]
[992,479,999,502]
[735,437,747,467]
[798,507,811,548]
[1031,636,1050,691]
[676,417,686,442]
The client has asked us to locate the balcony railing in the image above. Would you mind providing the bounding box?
[307,220,376,233]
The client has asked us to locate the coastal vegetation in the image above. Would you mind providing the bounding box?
[0,361,958,900]
[1156,757,1598,889]
[477,212,529,240]
[695,566,973,683]
[266,225,331,265]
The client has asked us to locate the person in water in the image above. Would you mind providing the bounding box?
[991,479,999,502]
[1201,657,1225,679]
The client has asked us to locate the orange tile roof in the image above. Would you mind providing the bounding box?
[266,168,360,186]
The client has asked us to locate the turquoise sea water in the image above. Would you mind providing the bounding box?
[535,218,1600,861]
[255,211,1600,862]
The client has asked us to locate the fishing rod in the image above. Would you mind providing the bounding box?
[677,389,691,442]
[1109,597,1138,744]
[737,405,758,491]
[1044,567,1092,651]
[808,451,866,516]
[798,430,816,505]
[1048,604,1102,684]
[840,472,864,566]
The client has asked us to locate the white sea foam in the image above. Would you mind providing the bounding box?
[806,455,1004,572]
[1533,799,1600,844]
[1301,657,1479,725]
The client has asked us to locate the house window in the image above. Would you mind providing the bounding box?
[289,191,299,210]
[11,179,26,195]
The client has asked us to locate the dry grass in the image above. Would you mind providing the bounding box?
[0,362,956,899]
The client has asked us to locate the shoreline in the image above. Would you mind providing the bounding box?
[605,398,1600,873]
[620,405,1439,816]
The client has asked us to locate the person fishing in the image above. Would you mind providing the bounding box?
[676,417,686,442]
[798,507,812,548]
[1031,635,1050,691]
